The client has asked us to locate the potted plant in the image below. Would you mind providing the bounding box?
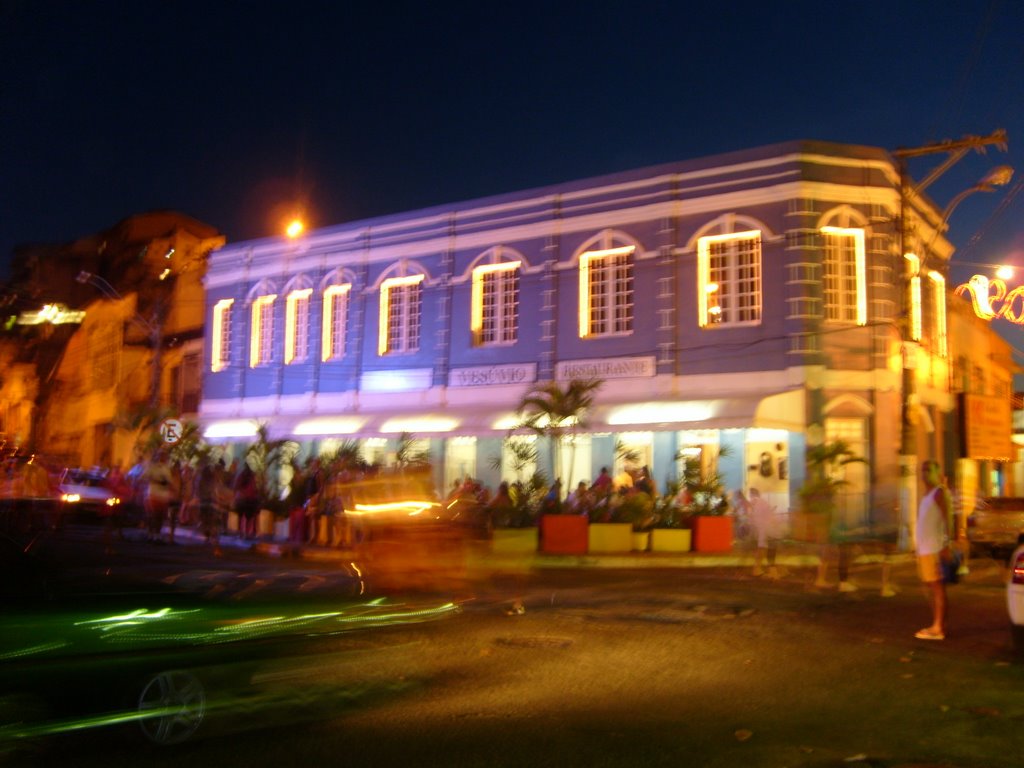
[244,423,299,538]
[795,440,866,544]
[649,479,692,552]
[677,445,733,552]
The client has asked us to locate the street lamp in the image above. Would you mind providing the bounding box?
[76,271,163,410]
[923,165,1013,258]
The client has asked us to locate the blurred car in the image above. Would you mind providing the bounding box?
[1009,534,1024,652]
[0,540,461,754]
[0,456,59,535]
[966,497,1024,560]
[57,468,122,522]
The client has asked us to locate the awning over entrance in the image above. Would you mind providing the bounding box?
[200,389,806,442]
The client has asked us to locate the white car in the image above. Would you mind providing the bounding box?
[1010,536,1024,652]
[58,468,121,521]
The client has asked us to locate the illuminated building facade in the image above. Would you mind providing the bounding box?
[202,140,960,531]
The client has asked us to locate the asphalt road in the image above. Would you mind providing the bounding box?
[3,526,1021,768]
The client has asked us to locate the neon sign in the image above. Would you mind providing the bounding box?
[954,275,1024,324]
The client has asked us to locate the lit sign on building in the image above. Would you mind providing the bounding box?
[16,304,85,325]
[955,275,1024,324]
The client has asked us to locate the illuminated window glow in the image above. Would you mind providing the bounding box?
[211,299,234,372]
[322,284,351,361]
[284,289,312,364]
[905,254,922,341]
[472,262,519,346]
[579,246,634,338]
[250,295,276,367]
[821,226,866,325]
[929,271,947,357]
[379,275,423,356]
[697,231,761,327]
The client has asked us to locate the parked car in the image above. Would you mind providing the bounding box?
[966,497,1024,560]
[57,468,122,522]
[1009,535,1024,652]
[0,456,59,534]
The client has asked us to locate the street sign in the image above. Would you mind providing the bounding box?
[159,418,183,445]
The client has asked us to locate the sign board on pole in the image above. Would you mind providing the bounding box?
[159,418,183,445]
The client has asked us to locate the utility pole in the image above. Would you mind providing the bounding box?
[892,130,1009,549]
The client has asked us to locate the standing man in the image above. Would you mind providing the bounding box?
[915,459,952,640]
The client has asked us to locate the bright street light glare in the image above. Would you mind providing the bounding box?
[286,219,304,239]
[996,265,1014,281]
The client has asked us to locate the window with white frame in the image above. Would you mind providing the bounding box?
[249,294,276,367]
[211,299,233,372]
[379,275,422,355]
[928,271,947,357]
[698,231,761,326]
[905,254,923,341]
[322,284,350,361]
[472,262,519,346]
[579,245,634,337]
[284,288,311,364]
[821,226,866,324]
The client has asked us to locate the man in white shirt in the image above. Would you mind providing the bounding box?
[915,460,952,640]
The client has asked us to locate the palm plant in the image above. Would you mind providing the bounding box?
[676,444,732,516]
[395,431,431,471]
[488,437,539,486]
[514,378,602,490]
[799,439,866,516]
[244,422,299,514]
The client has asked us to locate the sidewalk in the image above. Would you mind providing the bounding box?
[167,522,914,574]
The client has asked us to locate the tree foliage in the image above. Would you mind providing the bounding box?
[514,378,602,489]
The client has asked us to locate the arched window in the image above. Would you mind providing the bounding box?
[321,269,356,362]
[693,215,766,327]
[247,280,279,367]
[376,262,429,356]
[819,206,868,325]
[211,298,234,372]
[283,275,314,364]
[469,247,523,346]
[575,230,640,338]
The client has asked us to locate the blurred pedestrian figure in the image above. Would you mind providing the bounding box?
[915,459,953,641]
[635,466,656,496]
[144,451,173,543]
[102,465,131,552]
[565,481,591,516]
[303,458,323,544]
[749,488,782,578]
[233,463,259,540]
[487,481,515,530]
[591,467,612,495]
[195,460,222,555]
[167,460,183,544]
[540,479,562,515]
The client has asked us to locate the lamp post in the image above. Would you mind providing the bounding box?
[76,271,164,410]
[892,131,1010,548]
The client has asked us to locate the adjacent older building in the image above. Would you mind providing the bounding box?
[202,140,968,537]
[1,212,223,467]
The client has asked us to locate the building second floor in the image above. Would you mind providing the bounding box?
[203,140,955,414]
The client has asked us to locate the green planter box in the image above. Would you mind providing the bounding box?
[650,528,691,552]
[588,522,633,553]
[491,527,539,554]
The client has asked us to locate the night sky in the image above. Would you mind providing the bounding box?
[2,1,1022,349]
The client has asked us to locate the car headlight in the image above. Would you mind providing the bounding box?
[62,493,81,503]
